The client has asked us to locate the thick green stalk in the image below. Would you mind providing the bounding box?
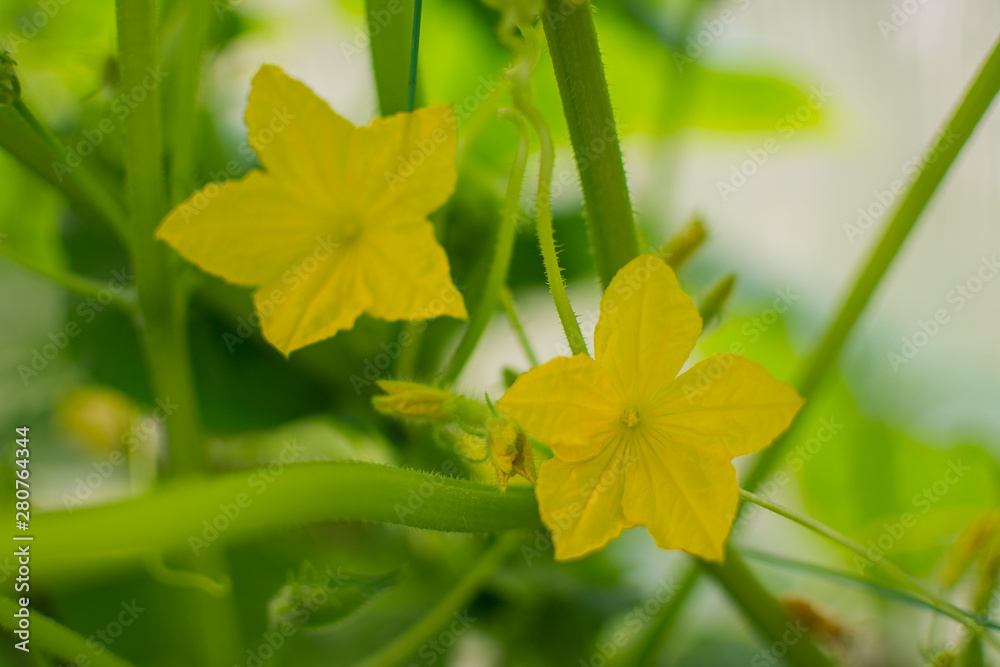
[116,3,241,664]
[541,0,640,288]
[702,552,838,666]
[166,0,213,203]
[350,533,522,667]
[746,30,1000,490]
[445,111,531,382]
[32,462,540,583]
[0,596,136,667]
[116,0,203,477]
[367,0,419,115]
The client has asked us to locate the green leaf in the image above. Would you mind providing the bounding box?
[268,563,405,630]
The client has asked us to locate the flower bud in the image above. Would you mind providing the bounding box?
[373,381,456,422]
[486,414,535,492]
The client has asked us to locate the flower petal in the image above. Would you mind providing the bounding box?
[246,65,354,209]
[536,442,633,561]
[651,355,804,459]
[594,255,702,405]
[622,429,738,561]
[359,218,467,322]
[156,171,333,287]
[255,245,371,355]
[498,355,619,462]
[348,105,457,220]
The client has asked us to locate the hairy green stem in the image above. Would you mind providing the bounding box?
[0,596,136,667]
[520,102,588,355]
[351,532,522,667]
[445,111,531,382]
[32,462,540,583]
[541,0,640,288]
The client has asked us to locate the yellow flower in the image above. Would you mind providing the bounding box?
[498,254,803,561]
[157,65,467,355]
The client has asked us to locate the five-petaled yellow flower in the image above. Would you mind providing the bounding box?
[157,65,467,355]
[498,254,803,561]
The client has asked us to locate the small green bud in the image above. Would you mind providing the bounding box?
[659,216,707,269]
[0,50,21,106]
[698,274,736,325]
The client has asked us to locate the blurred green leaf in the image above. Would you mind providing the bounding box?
[268,563,405,630]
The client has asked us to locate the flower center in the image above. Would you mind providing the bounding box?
[620,407,641,429]
[334,216,364,245]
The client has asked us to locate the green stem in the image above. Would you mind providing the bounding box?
[0,250,137,312]
[0,103,128,241]
[0,596,136,667]
[116,0,203,477]
[745,30,1000,491]
[500,286,539,366]
[166,0,213,203]
[350,532,522,667]
[367,0,419,115]
[541,0,640,288]
[742,548,1000,629]
[702,551,838,667]
[444,111,531,383]
[408,0,423,112]
[739,490,1000,648]
[519,101,588,355]
[637,30,1000,660]
[32,462,540,583]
